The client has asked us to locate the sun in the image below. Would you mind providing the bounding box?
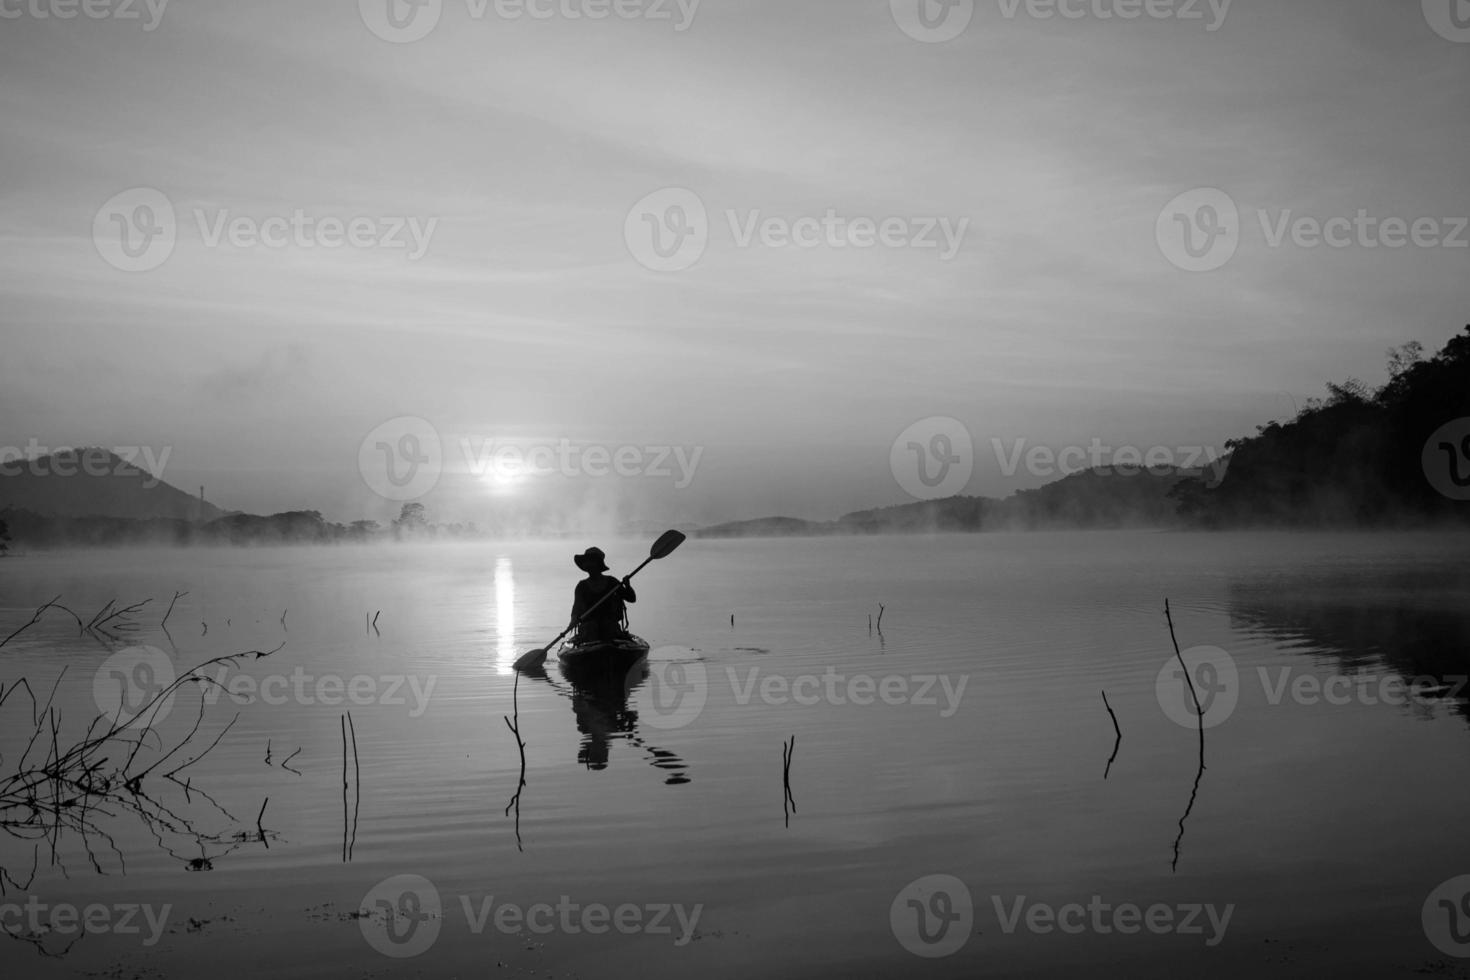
[481,460,528,495]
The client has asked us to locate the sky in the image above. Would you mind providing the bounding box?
[2,0,1468,529]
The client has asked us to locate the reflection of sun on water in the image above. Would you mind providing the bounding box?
[494,556,515,674]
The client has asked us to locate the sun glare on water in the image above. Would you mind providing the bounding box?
[494,556,516,674]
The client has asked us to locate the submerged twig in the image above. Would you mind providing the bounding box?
[781,735,797,827]
[1165,599,1207,873]
[256,798,269,847]
[347,714,359,861]
[161,591,188,629]
[86,599,115,631]
[1,640,280,891]
[1173,759,1205,874]
[161,715,240,780]
[1165,600,1205,770]
[339,714,360,861]
[0,596,85,650]
[97,598,151,633]
[504,671,528,851]
[1101,690,1122,780]
[341,717,349,861]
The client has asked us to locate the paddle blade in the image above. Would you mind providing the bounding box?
[649,530,686,560]
[513,648,548,671]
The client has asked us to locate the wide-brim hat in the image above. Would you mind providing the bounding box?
[574,547,609,573]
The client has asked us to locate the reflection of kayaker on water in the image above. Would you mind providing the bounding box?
[517,654,691,783]
[568,662,689,783]
[570,547,636,643]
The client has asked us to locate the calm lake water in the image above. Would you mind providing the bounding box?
[3,532,1470,978]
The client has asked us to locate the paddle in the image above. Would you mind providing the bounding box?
[512,530,686,671]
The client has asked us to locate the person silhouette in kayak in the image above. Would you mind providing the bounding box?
[571,547,636,642]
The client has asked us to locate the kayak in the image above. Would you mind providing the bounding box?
[557,633,650,672]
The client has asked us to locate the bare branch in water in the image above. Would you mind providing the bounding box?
[2,638,281,896]
[1173,758,1205,874]
[341,716,349,862]
[0,846,39,897]
[129,691,221,786]
[1,596,85,650]
[782,735,797,827]
[95,598,152,634]
[117,644,284,783]
[0,677,38,728]
[1164,599,1207,873]
[340,714,361,861]
[347,714,359,860]
[161,714,240,780]
[1165,599,1204,766]
[86,599,115,631]
[1101,691,1122,780]
[161,591,188,629]
[504,671,528,852]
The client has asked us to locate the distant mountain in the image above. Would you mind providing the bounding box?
[695,468,1193,539]
[697,516,838,538]
[617,520,704,538]
[0,448,228,522]
[993,467,1194,530]
[836,496,993,534]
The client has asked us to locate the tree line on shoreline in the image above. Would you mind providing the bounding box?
[0,502,481,549]
[1169,327,1470,528]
